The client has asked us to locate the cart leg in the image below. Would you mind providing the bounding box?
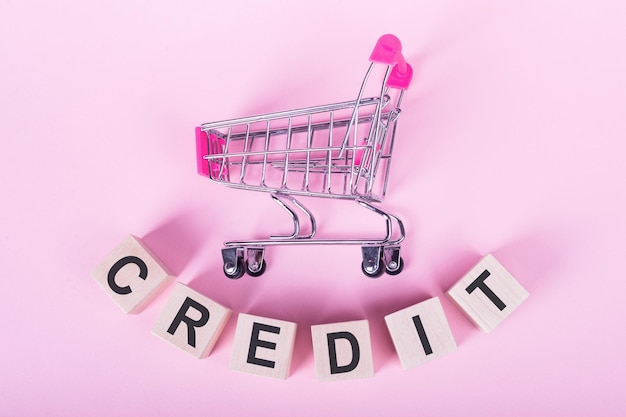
[222,247,245,279]
[269,193,317,240]
[361,246,384,278]
[245,247,266,277]
[383,245,403,275]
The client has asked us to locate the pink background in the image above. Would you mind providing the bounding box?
[1,0,625,415]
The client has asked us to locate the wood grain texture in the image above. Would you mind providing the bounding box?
[152,283,231,358]
[447,254,529,333]
[385,297,457,370]
[91,235,174,314]
[230,313,297,379]
[311,320,374,382]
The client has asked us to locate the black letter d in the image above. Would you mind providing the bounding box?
[327,332,360,374]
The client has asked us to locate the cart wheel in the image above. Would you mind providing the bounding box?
[223,258,245,280]
[361,245,384,278]
[385,257,404,275]
[361,260,384,278]
[246,259,267,277]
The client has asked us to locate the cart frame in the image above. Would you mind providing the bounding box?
[196,34,413,278]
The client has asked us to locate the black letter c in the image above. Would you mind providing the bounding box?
[107,256,148,295]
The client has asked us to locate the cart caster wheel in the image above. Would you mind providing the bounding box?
[246,259,267,277]
[361,245,384,278]
[361,261,384,278]
[223,258,245,280]
[385,257,404,275]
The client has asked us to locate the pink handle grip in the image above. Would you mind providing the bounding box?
[369,34,413,90]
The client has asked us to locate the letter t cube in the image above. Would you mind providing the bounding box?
[447,254,529,333]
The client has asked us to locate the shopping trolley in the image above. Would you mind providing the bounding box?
[195,34,413,279]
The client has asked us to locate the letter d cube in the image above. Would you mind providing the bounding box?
[311,320,374,382]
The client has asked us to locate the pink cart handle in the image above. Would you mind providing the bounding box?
[369,34,413,90]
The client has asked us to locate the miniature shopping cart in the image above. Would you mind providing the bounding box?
[196,34,413,279]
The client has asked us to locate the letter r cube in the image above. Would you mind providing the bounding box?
[152,283,231,358]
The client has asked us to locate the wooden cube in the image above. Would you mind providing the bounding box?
[384,297,457,370]
[311,320,374,382]
[152,283,231,358]
[91,235,174,314]
[230,313,297,379]
[447,254,529,333]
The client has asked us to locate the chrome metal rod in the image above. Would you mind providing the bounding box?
[325,111,334,193]
[212,181,383,201]
[201,96,381,130]
[208,110,392,143]
[281,117,292,188]
[337,63,375,157]
[224,199,394,247]
[260,120,270,186]
[303,114,312,192]
[359,66,392,195]
[218,125,231,180]
[268,193,300,240]
[266,193,317,240]
[287,195,316,239]
[239,123,251,183]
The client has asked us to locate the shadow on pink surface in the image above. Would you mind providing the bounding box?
[491,231,564,294]
[143,209,210,276]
